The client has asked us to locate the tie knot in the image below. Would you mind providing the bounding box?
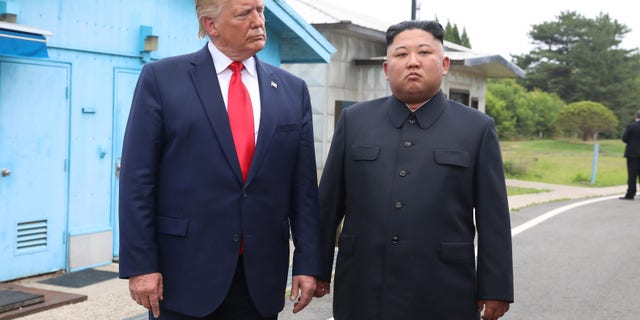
[229,61,244,73]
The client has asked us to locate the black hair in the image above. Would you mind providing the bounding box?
[385,20,444,47]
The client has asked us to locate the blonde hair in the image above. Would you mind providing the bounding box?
[195,0,226,38]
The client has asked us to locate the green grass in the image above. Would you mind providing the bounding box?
[506,186,550,196]
[501,139,626,187]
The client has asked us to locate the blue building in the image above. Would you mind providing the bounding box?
[0,0,334,281]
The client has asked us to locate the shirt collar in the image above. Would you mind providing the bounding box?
[207,41,257,78]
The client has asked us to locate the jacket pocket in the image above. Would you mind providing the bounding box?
[434,149,470,167]
[276,123,300,132]
[338,233,356,255]
[440,242,475,265]
[350,145,380,161]
[156,215,189,237]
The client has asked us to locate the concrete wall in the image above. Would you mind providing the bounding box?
[283,32,389,168]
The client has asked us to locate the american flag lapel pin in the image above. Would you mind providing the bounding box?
[271,81,278,88]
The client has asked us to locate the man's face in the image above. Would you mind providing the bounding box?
[206,0,266,60]
[383,28,450,105]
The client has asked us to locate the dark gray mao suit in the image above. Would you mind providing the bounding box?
[319,91,514,320]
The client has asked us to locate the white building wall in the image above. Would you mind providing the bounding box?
[283,32,388,170]
[444,67,488,113]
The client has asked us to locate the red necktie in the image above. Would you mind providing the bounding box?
[228,61,255,183]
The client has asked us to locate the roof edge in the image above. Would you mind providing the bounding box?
[266,0,336,63]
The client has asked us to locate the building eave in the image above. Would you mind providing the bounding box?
[265,0,336,63]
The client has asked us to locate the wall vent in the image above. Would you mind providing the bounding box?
[16,219,48,252]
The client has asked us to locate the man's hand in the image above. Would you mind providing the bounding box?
[290,275,316,313]
[129,272,163,318]
[314,280,330,297]
[477,299,510,320]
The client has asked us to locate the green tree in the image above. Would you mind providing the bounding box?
[486,79,533,138]
[435,17,471,48]
[486,90,516,139]
[460,28,471,48]
[444,21,461,44]
[487,80,565,139]
[524,89,566,138]
[553,101,618,140]
[513,11,640,134]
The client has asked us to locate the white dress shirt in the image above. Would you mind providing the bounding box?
[208,41,261,143]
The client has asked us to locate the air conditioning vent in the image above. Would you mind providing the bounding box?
[16,220,48,252]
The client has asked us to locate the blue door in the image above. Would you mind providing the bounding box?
[111,68,140,258]
[0,60,70,281]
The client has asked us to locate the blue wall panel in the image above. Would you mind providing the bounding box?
[0,0,327,276]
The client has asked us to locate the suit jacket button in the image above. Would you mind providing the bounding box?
[399,170,408,177]
[394,201,403,209]
[403,141,413,148]
[391,236,399,244]
[233,234,240,242]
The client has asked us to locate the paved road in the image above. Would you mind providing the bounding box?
[504,196,640,319]
[282,196,640,320]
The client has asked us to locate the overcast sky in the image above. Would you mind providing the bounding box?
[318,0,640,59]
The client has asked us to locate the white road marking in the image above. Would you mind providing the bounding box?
[511,194,620,237]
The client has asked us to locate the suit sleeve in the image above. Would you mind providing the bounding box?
[289,82,322,277]
[622,124,631,143]
[473,118,514,302]
[317,109,348,282]
[118,64,163,278]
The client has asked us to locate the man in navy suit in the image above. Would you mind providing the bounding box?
[620,110,640,200]
[315,21,513,320]
[118,0,321,319]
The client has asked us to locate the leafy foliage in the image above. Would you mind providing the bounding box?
[513,11,640,134]
[440,20,471,48]
[486,79,565,139]
[553,101,618,140]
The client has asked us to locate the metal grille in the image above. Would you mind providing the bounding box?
[16,219,48,251]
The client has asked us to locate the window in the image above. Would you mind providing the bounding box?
[449,89,470,106]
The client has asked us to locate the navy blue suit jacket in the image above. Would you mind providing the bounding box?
[118,45,321,317]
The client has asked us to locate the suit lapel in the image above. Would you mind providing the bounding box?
[189,46,244,184]
[244,58,278,186]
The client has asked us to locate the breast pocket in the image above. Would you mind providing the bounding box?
[434,149,470,168]
[275,123,300,133]
[350,145,380,161]
[272,123,301,157]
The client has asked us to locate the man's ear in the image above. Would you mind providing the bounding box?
[203,16,219,38]
[441,56,450,76]
[383,61,389,80]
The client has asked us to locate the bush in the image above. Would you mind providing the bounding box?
[572,172,591,184]
[504,160,528,176]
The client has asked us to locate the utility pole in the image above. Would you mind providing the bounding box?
[411,0,416,20]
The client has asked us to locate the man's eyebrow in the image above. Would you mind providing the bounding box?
[392,43,432,51]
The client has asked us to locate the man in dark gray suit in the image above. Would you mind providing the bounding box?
[620,110,640,199]
[315,20,513,320]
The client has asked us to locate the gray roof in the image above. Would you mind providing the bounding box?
[285,0,525,78]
